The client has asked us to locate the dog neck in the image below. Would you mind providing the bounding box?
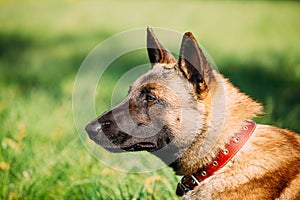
[175,120,257,196]
[169,72,263,175]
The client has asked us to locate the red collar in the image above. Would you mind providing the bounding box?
[176,120,256,196]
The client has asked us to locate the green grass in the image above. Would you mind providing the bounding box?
[0,0,299,199]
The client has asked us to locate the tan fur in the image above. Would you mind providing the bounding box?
[176,71,264,175]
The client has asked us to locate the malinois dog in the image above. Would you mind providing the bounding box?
[85,27,300,199]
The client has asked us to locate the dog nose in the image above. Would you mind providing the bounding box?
[85,120,102,137]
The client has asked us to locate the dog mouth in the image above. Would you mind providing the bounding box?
[122,142,157,152]
[103,142,157,153]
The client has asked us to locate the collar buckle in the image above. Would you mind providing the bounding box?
[176,174,200,196]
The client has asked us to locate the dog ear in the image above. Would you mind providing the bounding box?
[178,32,213,93]
[147,27,177,67]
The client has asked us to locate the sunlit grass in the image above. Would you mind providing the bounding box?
[0,1,299,199]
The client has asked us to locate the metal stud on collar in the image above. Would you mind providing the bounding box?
[223,149,229,155]
[201,171,207,177]
[213,161,218,166]
[234,137,240,143]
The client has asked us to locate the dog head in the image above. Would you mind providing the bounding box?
[85,27,217,167]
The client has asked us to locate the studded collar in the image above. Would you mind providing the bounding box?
[176,120,256,196]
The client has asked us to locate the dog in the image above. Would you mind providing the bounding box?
[85,27,300,199]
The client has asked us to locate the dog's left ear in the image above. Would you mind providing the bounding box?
[178,32,214,94]
[147,27,177,67]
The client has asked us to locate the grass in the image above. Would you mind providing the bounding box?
[0,0,299,199]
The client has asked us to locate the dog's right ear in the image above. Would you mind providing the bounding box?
[147,27,176,67]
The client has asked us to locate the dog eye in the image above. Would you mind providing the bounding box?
[145,94,156,102]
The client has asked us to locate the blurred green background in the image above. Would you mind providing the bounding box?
[0,0,299,199]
